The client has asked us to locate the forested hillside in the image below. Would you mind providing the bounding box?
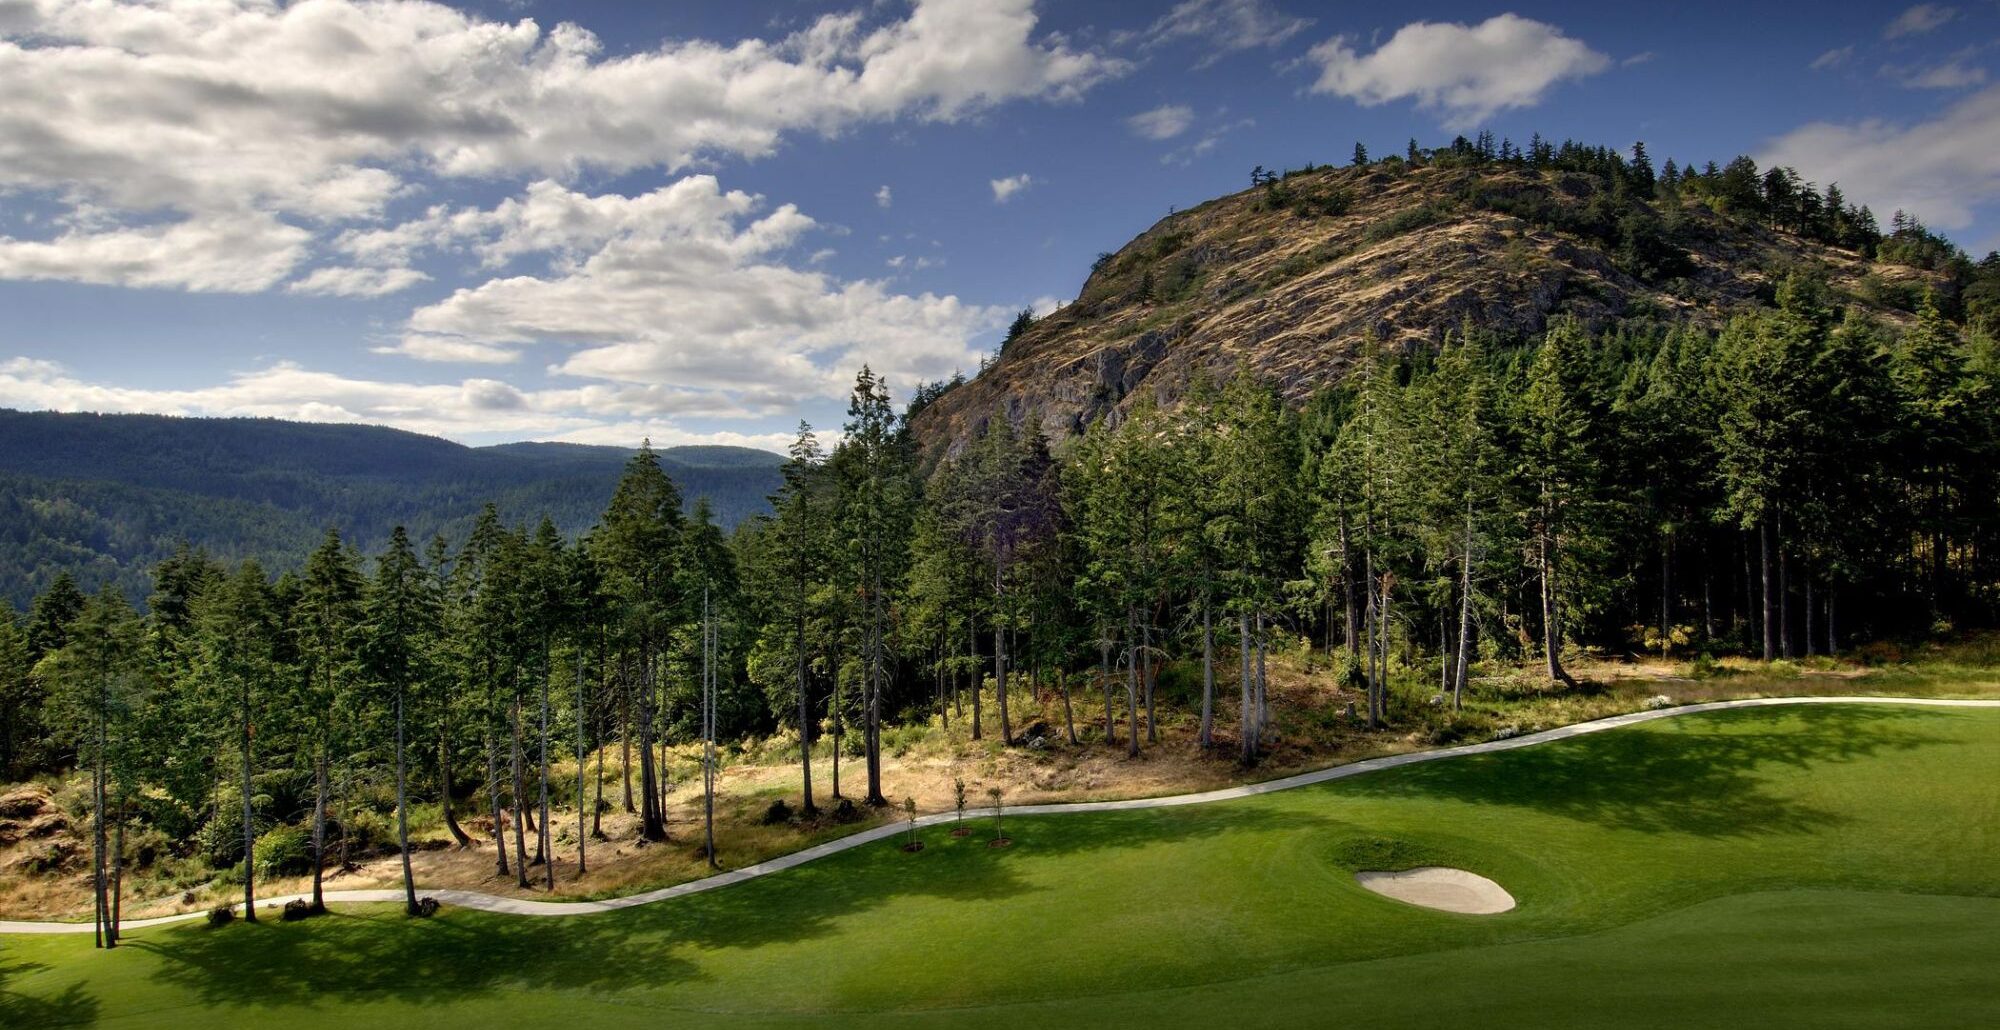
[0,410,783,608]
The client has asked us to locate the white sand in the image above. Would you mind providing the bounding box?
[1354,867,1516,914]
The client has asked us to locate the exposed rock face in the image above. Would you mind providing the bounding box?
[913,162,1935,454]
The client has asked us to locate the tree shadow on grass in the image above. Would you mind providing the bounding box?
[1337,705,1958,838]
[124,800,1323,1017]
[0,950,97,1029]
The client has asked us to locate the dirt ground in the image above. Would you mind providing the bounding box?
[1,646,1985,923]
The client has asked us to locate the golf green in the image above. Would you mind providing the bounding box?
[6,704,1997,1028]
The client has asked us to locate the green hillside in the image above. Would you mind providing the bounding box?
[0,410,782,609]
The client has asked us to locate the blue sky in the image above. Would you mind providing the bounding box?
[2,0,1996,452]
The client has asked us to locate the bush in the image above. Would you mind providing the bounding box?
[281,899,313,922]
[254,824,314,878]
[761,799,794,826]
[415,897,440,918]
[207,906,235,927]
[831,799,862,824]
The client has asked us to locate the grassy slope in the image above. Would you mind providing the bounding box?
[5,704,1998,1028]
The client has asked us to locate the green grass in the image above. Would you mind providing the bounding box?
[6,704,1999,1028]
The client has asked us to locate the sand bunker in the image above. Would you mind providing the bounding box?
[1354,867,1516,914]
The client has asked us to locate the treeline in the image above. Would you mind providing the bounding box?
[3,281,1995,945]
[1273,133,2000,325]
[0,411,782,609]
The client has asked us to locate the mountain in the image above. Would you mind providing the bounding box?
[912,150,1969,451]
[0,410,783,609]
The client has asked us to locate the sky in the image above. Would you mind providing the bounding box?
[2,0,1997,453]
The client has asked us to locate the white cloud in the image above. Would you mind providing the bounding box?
[288,265,430,298]
[1885,4,1957,39]
[1761,83,2000,230]
[1128,104,1195,140]
[1886,55,1988,89]
[876,184,894,208]
[1812,46,1856,71]
[0,355,793,449]
[0,0,1126,292]
[990,173,1034,203]
[1140,0,1311,69]
[1161,116,1254,166]
[367,176,1000,408]
[0,211,309,292]
[1306,14,1610,128]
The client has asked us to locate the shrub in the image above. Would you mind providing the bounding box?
[281,899,313,922]
[207,906,235,927]
[415,897,440,918]
[830,799,862,824]
[761,799,794,826]
[254,824,314,878]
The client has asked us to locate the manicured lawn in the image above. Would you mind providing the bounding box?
[6,704,1998,1028]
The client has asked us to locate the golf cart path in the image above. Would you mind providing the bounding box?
[7,695,1995,934]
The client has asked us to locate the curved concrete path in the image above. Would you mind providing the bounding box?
[6,695,1995,934]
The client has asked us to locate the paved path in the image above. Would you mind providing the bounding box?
[6,695,1995,934]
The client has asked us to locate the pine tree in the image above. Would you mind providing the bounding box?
[292,529,364,912]
[362,527,438,913]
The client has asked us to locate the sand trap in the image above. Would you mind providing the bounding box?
[1354,867,1515,914]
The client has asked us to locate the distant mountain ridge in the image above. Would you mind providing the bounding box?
[0,410,783,609]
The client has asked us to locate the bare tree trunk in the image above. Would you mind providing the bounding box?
[866,591,886,805]
[111,795,125,945]
[1454,515,1475,711]
[576,653,588,874]
[486,735,508,875]
[1198,596,1215,747]
[1256,612,1270,734]
[830,655,843,799]
[1058,669,1077,744]
[310,749,329,912]
[439,733,471,849]
[510,700,530,887]
[539,665,553,889]
[1660,528,1673,646]
[994,584,1012,747]
[91,719,106,948]
[1142,617,1157,744]
[1828,590,1839,654]
[620,690,633,814]
[1124,613,1141,758]
[703,591,718,868]
[592,667,607,840]
[1779,511,1795,659]
[1100,639,1114,745]
[968,621,982,741]
[1804,562,1817,659]
[1538,518,1572,687]
[1239,613,1254,762]
[240,677,258,922]
[1760,517,1777,661]
[397,690,417,914]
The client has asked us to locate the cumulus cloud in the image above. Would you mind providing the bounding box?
[1885,4,1957,39]
[990,173,1034,203]
[1127,104,1195,140]
[1760,83,2000,230]
[362,176,1000,407]
[1138,0,1311,69]
[0,0,1126,292]
[0,211,309,292]
[1306,14,1609,127]
[875,184,894,208]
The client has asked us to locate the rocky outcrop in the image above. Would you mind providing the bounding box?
[913,162,1936,454]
